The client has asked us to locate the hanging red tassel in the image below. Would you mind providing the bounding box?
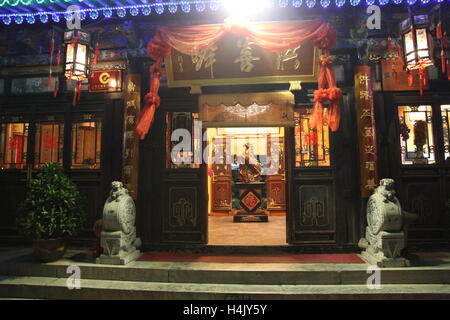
[447,59,450,80]
[77,81,82,101]
[387,37,393,53]
[57,46,61,66]
[437,22,442,39]
[53,79,58,98]
[418,67,426,96]
[72,84,77,107]
[407,70,413,87]
[442,50,446,73]
[93,42,99,65]
[392,64,398,81]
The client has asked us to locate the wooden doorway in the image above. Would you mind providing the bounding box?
[205,127,288,246]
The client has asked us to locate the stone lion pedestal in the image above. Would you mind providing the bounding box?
[96,182,141,265]
[358,179,417,268]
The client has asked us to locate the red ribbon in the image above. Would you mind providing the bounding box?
[53,79,58,98]
[94,42,99,65]
[57,46,61,66]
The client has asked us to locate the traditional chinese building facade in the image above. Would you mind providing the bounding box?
[0,1,448,252]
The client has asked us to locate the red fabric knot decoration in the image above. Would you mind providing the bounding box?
[311,86,342,132]
[319,54,333,67]
[148,33,172,61]
[313,23,337,50]
[144,92,161,108]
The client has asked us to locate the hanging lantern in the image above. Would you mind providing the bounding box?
[63,29,91,82]
[401,14,434,70]
[400,14,434,95]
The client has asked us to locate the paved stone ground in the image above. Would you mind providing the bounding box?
[208,216,287,246]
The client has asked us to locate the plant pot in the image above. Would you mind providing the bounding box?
[32,238,66,262]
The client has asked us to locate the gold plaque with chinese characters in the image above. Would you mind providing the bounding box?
[165,26,318,88]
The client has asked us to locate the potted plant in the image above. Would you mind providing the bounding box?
[17,162,86,262]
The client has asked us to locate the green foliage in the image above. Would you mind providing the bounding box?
[17,162,86,239]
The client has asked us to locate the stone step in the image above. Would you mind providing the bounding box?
[0,276,449,300]
[1,258,450,286]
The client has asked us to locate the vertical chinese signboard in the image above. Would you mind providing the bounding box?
[122,74,141,200]
[355,66,379,198]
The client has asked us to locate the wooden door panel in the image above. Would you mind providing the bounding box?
[292,179,336,243]
[161,170,206,244]
[266,174,286,211]
[211,177,232,211]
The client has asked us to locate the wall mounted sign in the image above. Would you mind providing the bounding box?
[355,66,379,198]
[381,58,429,91]
[122,74,141,200]
[166,33,318,88]
[89,70,122,92]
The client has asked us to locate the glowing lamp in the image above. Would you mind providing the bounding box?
[222,0,270,20]
[63,29,91,82]
[401,14,434,71]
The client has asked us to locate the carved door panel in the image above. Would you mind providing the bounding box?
[287,92,358,245]
[266,174,286,211]
[210,138,232,212]
[212,177,232,211]
[160,112,207,244]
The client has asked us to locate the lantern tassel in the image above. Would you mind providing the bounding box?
[57,46,61,66]
[407,71,413,87]
[447,59,450,80]
[53,78,58,98]
[436,22,442,39]
[418,67,426,96]
[93,42,99,65]
[77,81,82,101]
[72,84,77,107]
[392,64,398,81]
[442,50,446,73]
[387,37,393,52]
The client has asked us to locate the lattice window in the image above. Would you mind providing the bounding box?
[34,115,64,169]
[166,112,200,169]
[0,120,29,170]
[71,114,102,169]
[294,109,330,167]
[441,105,450,163]
[398,105,435,165]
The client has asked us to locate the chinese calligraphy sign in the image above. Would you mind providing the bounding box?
[355,66,379,198]
[165,33,317,87]
[122,74,141,200]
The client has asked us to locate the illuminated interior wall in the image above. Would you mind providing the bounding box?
[206,127,284,214]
